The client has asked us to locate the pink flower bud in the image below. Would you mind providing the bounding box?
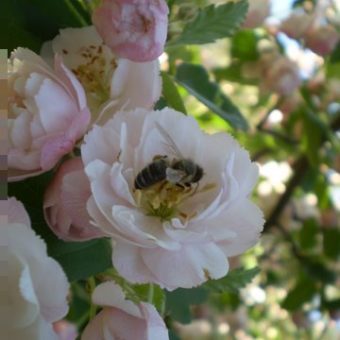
[92,0,169,62]
[44,157,106,241]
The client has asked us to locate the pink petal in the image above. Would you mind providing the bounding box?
[6,197,31,226]
[44,157,105,241]
[92,0,168,62]
[40,134,74,170]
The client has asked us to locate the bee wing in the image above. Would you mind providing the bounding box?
[154,122,184,158]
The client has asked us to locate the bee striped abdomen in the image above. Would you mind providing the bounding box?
[134,158,168,189]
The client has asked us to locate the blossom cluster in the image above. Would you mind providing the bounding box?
[4,0,264,339]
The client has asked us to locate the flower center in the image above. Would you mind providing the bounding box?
[71,45,116,110]
[135,181,197,222]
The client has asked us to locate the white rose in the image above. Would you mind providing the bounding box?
[0,198,69,340]
[81,108,264,290]
[41,26,162,124]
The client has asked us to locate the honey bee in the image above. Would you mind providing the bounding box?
[134,155,168,190]
[134,123,204,190]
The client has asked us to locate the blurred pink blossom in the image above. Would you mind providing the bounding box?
[44,157,106,242]
[280,12,315,40]
[280,7,340,56]
[8,48,90,181]
[304,25,339,56]
[243,0,270,29]
[92,0,169,62]
[82,282,169,340]
[261,56,301,96]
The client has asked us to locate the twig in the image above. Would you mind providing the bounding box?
[263,114,340,232]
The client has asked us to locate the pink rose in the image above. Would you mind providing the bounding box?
[81,108,264,290]
[82,282,169,340]
[92,0,169,62]
[41,26,162,122]
[44,157,106,241]
[8,48,90,181]
[0,198,69,340]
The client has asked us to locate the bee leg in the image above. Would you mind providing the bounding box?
[175,183,186,189]
[190,183,200,196]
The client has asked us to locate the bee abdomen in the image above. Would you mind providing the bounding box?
[134,159,168,189]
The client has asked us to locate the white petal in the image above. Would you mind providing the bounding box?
[110,59,161,110]
[142,243,229,290]
[112,242,158,284]
[92,282,141,317]
[212,198,264,256]
[30,258,69,322]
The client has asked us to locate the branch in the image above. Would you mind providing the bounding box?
[263,156,308,232]
[263,114,340,233]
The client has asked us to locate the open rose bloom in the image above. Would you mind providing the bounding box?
[0,198,69,340]
[82,282,169,339]
[81,108,264,290]
[41,26,162,123]
[8,48,90,181]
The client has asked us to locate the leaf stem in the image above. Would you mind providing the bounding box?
[148,284,154,303]
[64,0,88,26]
[87,277,97,320]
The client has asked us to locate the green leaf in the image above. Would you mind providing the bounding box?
[168,0,248,46]
[161,72,187,114]
[52,239,112,282]
[326,61,340,79]
[213,62,258,85]
[303,257,336,283]
[330,42,340,63]
[299,219,318,250]
[281,276,317,311]
[231,29,259,61]
[323,229,340,260]
[206,267,260,293]
[166,287,208,323]
[1,0,89,52]
[300,109,324,166]
[175,63,248,130]
[133,284,166,314]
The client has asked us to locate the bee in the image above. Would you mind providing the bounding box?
[134,155,168,190]
[134,123,204,190]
